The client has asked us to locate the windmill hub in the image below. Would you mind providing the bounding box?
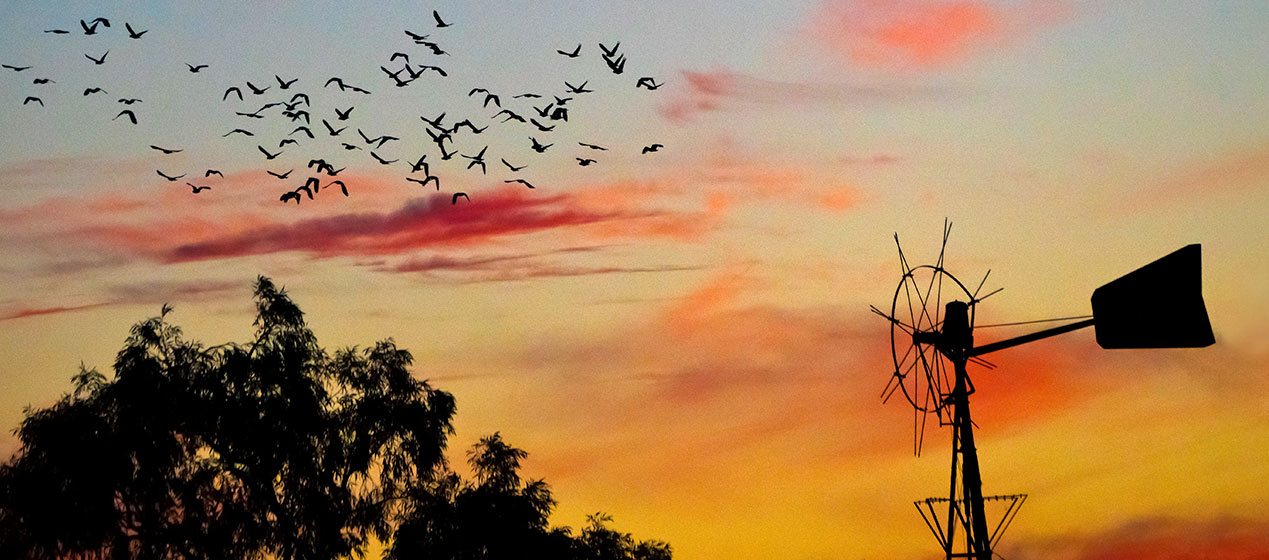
[911,301,973,358]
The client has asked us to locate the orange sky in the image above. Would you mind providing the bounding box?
[2,2,1268,559]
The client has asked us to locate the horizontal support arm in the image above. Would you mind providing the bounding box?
[968,318,1095,357]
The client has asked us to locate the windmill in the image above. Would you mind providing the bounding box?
[872,221,1214,560]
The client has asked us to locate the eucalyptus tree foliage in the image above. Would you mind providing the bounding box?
[0,277,456,559]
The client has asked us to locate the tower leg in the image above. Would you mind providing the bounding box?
[947,357,992,560]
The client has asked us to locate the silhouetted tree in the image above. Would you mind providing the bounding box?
[390,433,672,560]
[0,277,669,560]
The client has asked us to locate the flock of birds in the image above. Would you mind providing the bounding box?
[3,11,667,206]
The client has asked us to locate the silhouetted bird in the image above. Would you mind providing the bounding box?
[156,170,184,181]
[186,183,211,193]
[433,10,451,27]
[452,192,469,204]
[291,126,314,139]
[33,78,54,84]
[280,191,300,204]
[501,158,525,171]
[421,112,447,130]
[505,179,535,189]
[275,75,298,89]
[186,63,208,73]
[258,145,282,159]
[290,92,310,106]
[462,146,488,174]
[604,54,626,74]
[564,80,592,94]
[578,142,607,151]
[451,119,486,134]
[246,81,269,95]
[406,176,440,190]
[636,77,663,90]
[322,119,346,136]
[205,169,223,177]
[114,109,137,124]
[599,41,620,58]
[358,129,398,148]
[43,29,69,34]
[83,87,108,96]
[150,145,182,154]
[279,138,298,148]
[223,128,254,137]
[495,109,525,123]
[268,169,293,179]
[125,23,148,38]
[80,19,105,35]
[328,180,349,196]
[3,64,32,71]
[223,87,243,101]
[404,29,430,41]
[85,51,109,65]
[335,106,354,120]
[23,96,43,106]
[419,41,448,56]
[410,154,429,174]
[529,138,552,152]
[416,64,447,77]
[642,144,663,153]
[118,98,142,104]
[370,151,397,165]
[576,158,596,166]
[530,118,555,132]
[558,44,581,58]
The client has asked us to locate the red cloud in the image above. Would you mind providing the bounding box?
[1002,516,1269,560]
[164,187,686,263]
[810,0,1071,68]
[0,303,113,322]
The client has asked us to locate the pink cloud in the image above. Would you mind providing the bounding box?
[810,0,1071,69]
[659,68,950,122]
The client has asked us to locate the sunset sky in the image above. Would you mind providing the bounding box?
[2,1,1268,558]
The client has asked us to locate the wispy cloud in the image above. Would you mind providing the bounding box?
[1138,143,1269,207]
[659,68,951,122]
[0,302,114,322]
[374,247,701,283]
[809,0,1071,69]
[0,279,245,322]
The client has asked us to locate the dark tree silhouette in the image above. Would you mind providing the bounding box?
[390,433,673,560]
[0,277,669,560]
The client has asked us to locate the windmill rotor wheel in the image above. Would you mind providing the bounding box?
[884,264,976,419]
